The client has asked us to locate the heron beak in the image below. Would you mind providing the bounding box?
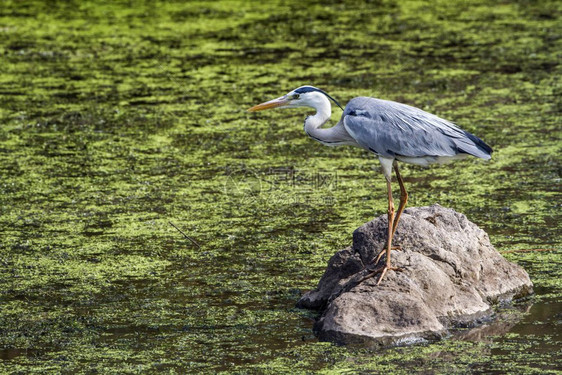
[248,96,289,112]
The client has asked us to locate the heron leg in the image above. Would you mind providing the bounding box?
[360,178,402,285]
[373,163,407,264]
[392,161,408,236]
[380,178,397,283]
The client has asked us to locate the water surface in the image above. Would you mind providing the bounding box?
[0,0,560,373]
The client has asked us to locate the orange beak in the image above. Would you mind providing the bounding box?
[248,96,289,112]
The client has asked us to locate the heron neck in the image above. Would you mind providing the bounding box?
[304,104,331,129]
[304,102,353,145]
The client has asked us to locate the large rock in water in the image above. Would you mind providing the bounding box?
[297,204,533,346]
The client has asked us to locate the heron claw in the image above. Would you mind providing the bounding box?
[358,265,403,285]
[373,245,402,265]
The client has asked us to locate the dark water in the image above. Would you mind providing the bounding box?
[0,0,560,373]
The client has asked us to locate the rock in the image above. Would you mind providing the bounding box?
[297,204,533,346]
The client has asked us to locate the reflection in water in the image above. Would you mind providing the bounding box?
[455,301,533,342]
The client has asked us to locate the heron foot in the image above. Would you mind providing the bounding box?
[373,245,402,265]
[359,265,403,285]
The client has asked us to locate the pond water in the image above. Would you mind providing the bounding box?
[0,0,560,373]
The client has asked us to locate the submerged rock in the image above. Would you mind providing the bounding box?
[297,204,533,346]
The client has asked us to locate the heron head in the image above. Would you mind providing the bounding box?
[248,86,344,112]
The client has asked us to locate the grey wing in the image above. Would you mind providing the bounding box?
[342,97,492,161]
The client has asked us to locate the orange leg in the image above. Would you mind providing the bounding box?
[373,162,408,264]
[391,161,408,236]
[361,177,402,285]
[382,179,395,270]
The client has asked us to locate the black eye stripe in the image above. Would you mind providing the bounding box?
[293,86,344,110]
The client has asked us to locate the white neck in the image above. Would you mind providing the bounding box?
[303,94,355,146]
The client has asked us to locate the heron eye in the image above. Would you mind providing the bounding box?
[292,94,300,100]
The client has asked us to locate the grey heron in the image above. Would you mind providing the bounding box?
[248,86,492,284]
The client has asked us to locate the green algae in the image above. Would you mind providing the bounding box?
[0,0,561,373]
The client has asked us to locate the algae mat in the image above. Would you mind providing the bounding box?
[0,0,560,373]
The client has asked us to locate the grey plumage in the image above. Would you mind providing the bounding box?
[342,97,492,166]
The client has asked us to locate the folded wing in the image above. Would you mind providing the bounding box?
[342,97,492,162]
